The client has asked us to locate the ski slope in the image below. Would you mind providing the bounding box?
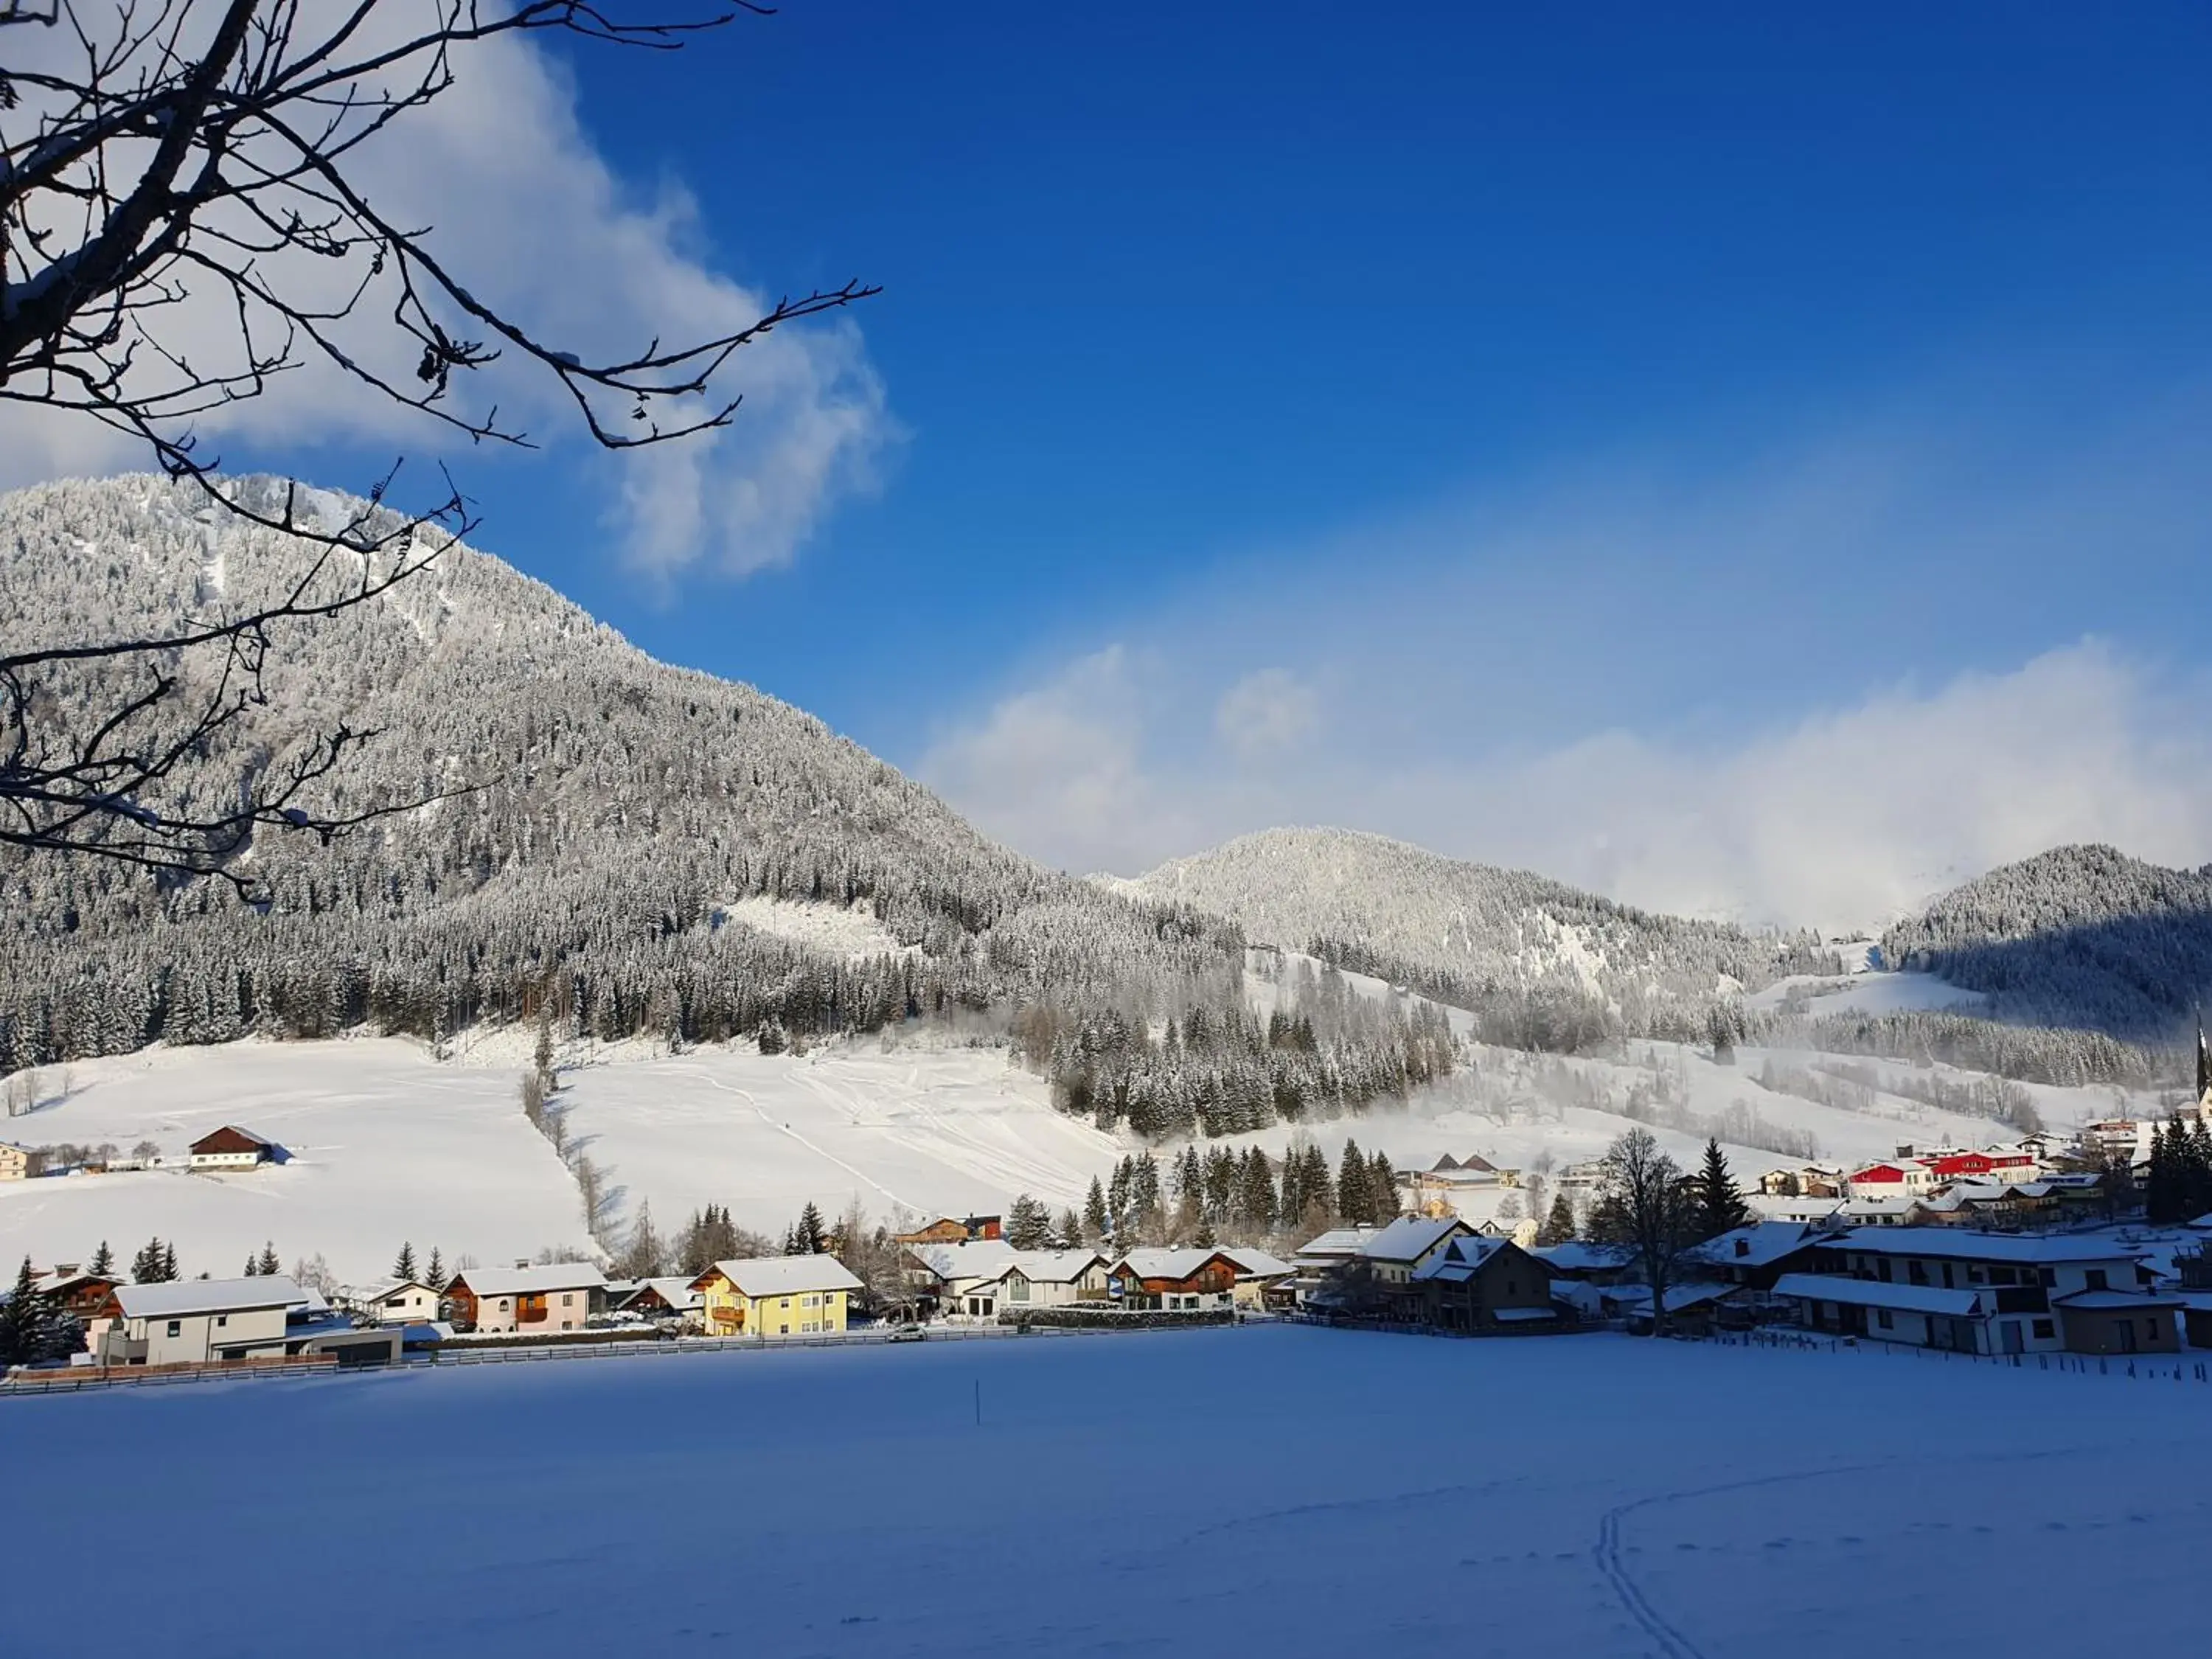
[5,1326,2208,1659]
[0,1037,1116,1285]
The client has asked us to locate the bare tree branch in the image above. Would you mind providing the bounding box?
[0,0,873,890]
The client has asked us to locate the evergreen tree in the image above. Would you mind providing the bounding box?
[1056,1207,1083,1249]
[2146,1122,2178,1226]
[1537,1191,1578,1247]
[1691,1138,1752,1241]
[88,1240,114,1277]
[131,1237,161,1284]
[1338,1139,1369,1224]
[1005,1194,1054,1250]
[424,1247,447,1293]
[243,1253,259,1277]
[0,1256,41,1365]
[392,1241,418,1284]
[793,1202,827,1255]
[1083,1176,1110,1244]
[256,1241,281,1277]
[1371,1150,1397,1220]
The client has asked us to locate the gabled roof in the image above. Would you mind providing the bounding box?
[1771,1272,1978,1318]
[1531,1241,1637,1273]
[188,1124,274,1152]
[1410,1234,1517,1283]
[622,1276,706,1310]
[1359,1216,1470,1264]
[1685,1222,1820,1270]
[2052,1288,2183,1311]
[1430,1153,1461,1172]
[1218,1247,1293,1279]
[1112,1248,1238,1282]
[448,1264,607,1298]
[698,1254,862,1298]
[905,1239,1018,1284]
[1458,1153,1498,1173]
[358,1279,439,1303]
[1004,1250,1105,1284]
[1290,1227,1377,1263]
[114,1276,309,1320]
[1837,1229,2146,1266]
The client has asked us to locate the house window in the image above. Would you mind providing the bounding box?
[2146,1318,2160,1340]
[1875,1310,1893,1329]
[166,1320,181,1338]
[216,1315,227,1327]
[2085,1269,2109,1291]
[2033,1319,2054,1340]
[562,1294,574,1307]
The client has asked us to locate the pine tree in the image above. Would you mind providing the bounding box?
[424,1247,447,1293]
[393,1242,418,1284]
[1370,1150,1397,1220]
[1056,1208,1083,1249]
[131,1238,162,1284]
[1338,1138,1368,1224]
[88,1240,114,1277]
[1691,1138,1752,1241]
[1537,1191,1577,1247]
[0,1256,41,1366]
[256,1241,281,1277]
[1005,1193,1054,1250]
[2146,1123,2176,1225]
[793,1202,826,1255]
[1083,1177,1109,1244]
[243,1253,259,1277]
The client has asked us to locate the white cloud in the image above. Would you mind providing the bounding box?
[921,638,2212,933]
[0,3,885,581]
[1214,669,1321,761]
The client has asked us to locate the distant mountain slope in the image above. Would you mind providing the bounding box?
[1879,844,2212,1040]
[1111,827,1831,1043]
[0,476,1230,1068]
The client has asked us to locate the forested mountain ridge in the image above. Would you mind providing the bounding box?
[0,475,1235,1067]
[1878,844,2212,1041]
[1110,827,1837,1047]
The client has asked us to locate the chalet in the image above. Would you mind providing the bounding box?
[1358,1217,1475,1287]
[1844,1160,1941,1200]
[187,1126,278,1172]
[1287,1226,1377,1308]
[616,1277,706,1324]
[1397,1154,1514,1217]
[1684,1221,1831,1290]
[444,1265,605,1335]
[1757,1163,1845,1200]
[995,1250,1109,1311]
[0,1141,28,1182]
[97,1276,310,1366]
[1774,1229,2171,1356]
[1107,1248,1241,1310]
[356,1279,442,1326]
[893,1214,1003,1246]
[689,1255,861,1337]
[1409,1235,1557,1331]
[1219,1246,1294,1308]
[1530,1240,1639,1286]
[903,1239,1020,1318]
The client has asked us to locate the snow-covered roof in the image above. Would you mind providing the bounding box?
[706,1255,863,1298]
[1006,1250,1104,1284]
[622,1276,705,1310]
[1218,1247,1293,1279]
[1686,1222,1819,1270]
[1113,1248,1234,1281]
[1291,1227,1377,1264]
[1604,1282,1731,1313]
[2187,1213,2212,1234]
[2051,1289,2183,1311]
[1359,1216,1467,1264]
[1493,1305,1559,1322]
[1411,1234,1514,1283]
[358,1279,437,1302]
[1531,1241,1636,1274]
[1838,1230,2146,1266]
[906,1239,1018,1284]
[1770,1272,1979,1318]
[114,1276,309,1320]
[449,1264,607,1298]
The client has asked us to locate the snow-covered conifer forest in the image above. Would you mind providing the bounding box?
[4,476,2207,1147]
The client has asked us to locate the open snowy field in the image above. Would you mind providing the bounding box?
[0,1037,1117,1284]
[6,1326,2208,1658]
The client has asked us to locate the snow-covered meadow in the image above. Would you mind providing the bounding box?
[5,1325,2208,1658]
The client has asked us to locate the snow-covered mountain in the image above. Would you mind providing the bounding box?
[1110,827,1836,1046]
[1879,844,2212,1041]
[0,476,1234,1073]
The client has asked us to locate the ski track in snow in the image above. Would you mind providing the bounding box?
[665,1064,917,1214]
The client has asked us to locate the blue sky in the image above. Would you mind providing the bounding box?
[60,3,2212,922]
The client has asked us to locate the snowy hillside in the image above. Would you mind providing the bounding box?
[1879,843,2212,1039]
[0,1037,1116,1284]
[1116,827,1837,1042]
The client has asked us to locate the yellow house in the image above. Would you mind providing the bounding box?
[689,1253,863,1338]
